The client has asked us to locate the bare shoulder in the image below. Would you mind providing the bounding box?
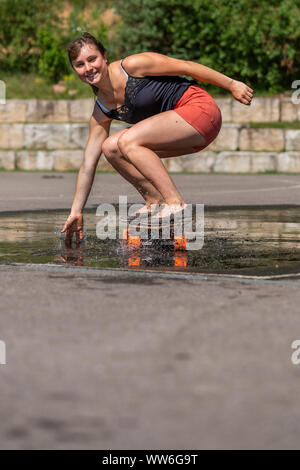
[122,52,188,77]
[108,53,170,78]
[122,53,161,76]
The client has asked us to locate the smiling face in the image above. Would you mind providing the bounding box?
[72,44,107,86]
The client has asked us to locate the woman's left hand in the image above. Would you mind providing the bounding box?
[230,80,253,105]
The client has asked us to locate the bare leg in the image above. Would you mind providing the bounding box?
[103,111,206,216]
[102,130,164,212]
[118,142,185,205]
[117,110,206,213]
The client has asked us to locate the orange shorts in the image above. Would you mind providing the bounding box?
[174,85,222,151]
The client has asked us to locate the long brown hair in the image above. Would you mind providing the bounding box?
[67,32,107,96]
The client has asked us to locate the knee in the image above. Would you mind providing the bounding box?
[117,132,135,158]
[102,136,121,161]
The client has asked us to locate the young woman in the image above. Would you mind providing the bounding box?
[61,32,253,241]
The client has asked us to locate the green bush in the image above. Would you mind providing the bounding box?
[36,28,70,82]
[66,3,108,52]
[0,0,108,83]
[0,0,61,72]
[1,0,299,93]
[109,0,300,93]
[36,2,108,83]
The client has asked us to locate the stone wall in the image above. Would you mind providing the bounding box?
[0,97,300,172]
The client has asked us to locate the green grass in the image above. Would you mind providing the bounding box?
[202,83,287,98]
[282,232,300,235]
[3,72,94,100]
[2,72,291,100]
[250,122,300,129]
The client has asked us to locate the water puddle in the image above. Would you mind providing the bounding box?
[0,206,300,277]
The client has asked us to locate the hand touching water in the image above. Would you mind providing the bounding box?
[61,213,84,246]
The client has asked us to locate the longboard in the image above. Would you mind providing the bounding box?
[122,223,187,251]
[122,225,187,268]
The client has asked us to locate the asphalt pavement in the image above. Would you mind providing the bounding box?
[0,171,300,449]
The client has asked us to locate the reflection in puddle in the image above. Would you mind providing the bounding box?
[0,207,300,277]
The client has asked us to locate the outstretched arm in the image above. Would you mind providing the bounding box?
[123,52,253,105]
[185,61,253,105]
[69,116,111,214]
[61,111,111,242]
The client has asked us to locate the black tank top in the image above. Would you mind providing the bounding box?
[95,59,198,124]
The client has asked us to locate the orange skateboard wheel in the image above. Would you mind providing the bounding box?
[174,236,187,250]
[128,235,141,248]
[128,255,141,267]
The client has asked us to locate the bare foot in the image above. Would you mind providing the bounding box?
[153,203,187,219]
[134,203,162,216]
[135,204,151,215]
